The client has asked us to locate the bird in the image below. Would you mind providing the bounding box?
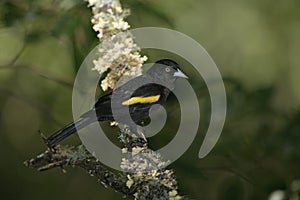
[46,59,188,148]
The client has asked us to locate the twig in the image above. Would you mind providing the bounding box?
[0,63,74,88]
[24,143,188,200]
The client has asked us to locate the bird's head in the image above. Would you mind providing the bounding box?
[147,59,188,83]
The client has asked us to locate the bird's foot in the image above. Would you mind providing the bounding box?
[38,130,56,152]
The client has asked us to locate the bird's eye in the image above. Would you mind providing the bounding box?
[165,67,170,72]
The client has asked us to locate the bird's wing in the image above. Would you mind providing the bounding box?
[80,75,170,122]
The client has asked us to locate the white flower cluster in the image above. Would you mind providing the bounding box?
[86,0,147,91]
[92,32,139,74]
[91,8,130,40]
[86,0,122,13]
[92,32,147,90]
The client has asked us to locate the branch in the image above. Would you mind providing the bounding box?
[24,145,130,195]
[0,63,73,88]
[24,140,188,199]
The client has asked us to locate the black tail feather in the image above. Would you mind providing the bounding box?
[46,117,92,148]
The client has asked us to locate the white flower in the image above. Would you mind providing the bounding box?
[112,19,130,30]
[86,0,147,91]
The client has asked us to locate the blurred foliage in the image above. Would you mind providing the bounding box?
[0,0,300,200]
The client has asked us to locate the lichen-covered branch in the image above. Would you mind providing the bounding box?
[86,0,147,91]
[24,145,131,195]
[24,143,187,200]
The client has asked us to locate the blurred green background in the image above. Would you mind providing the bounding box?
[1,0,300,199]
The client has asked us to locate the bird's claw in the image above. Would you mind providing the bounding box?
[38,130,56,152]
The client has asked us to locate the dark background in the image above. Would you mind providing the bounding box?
[0,0,300,199]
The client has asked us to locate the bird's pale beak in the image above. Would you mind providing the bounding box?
[174,69,188,79]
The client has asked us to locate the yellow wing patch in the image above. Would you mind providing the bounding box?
[122,95,160,106]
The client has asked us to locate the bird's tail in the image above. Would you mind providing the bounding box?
[46,117,92,148]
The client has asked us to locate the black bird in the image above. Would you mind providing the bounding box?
[46,59,188,148]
